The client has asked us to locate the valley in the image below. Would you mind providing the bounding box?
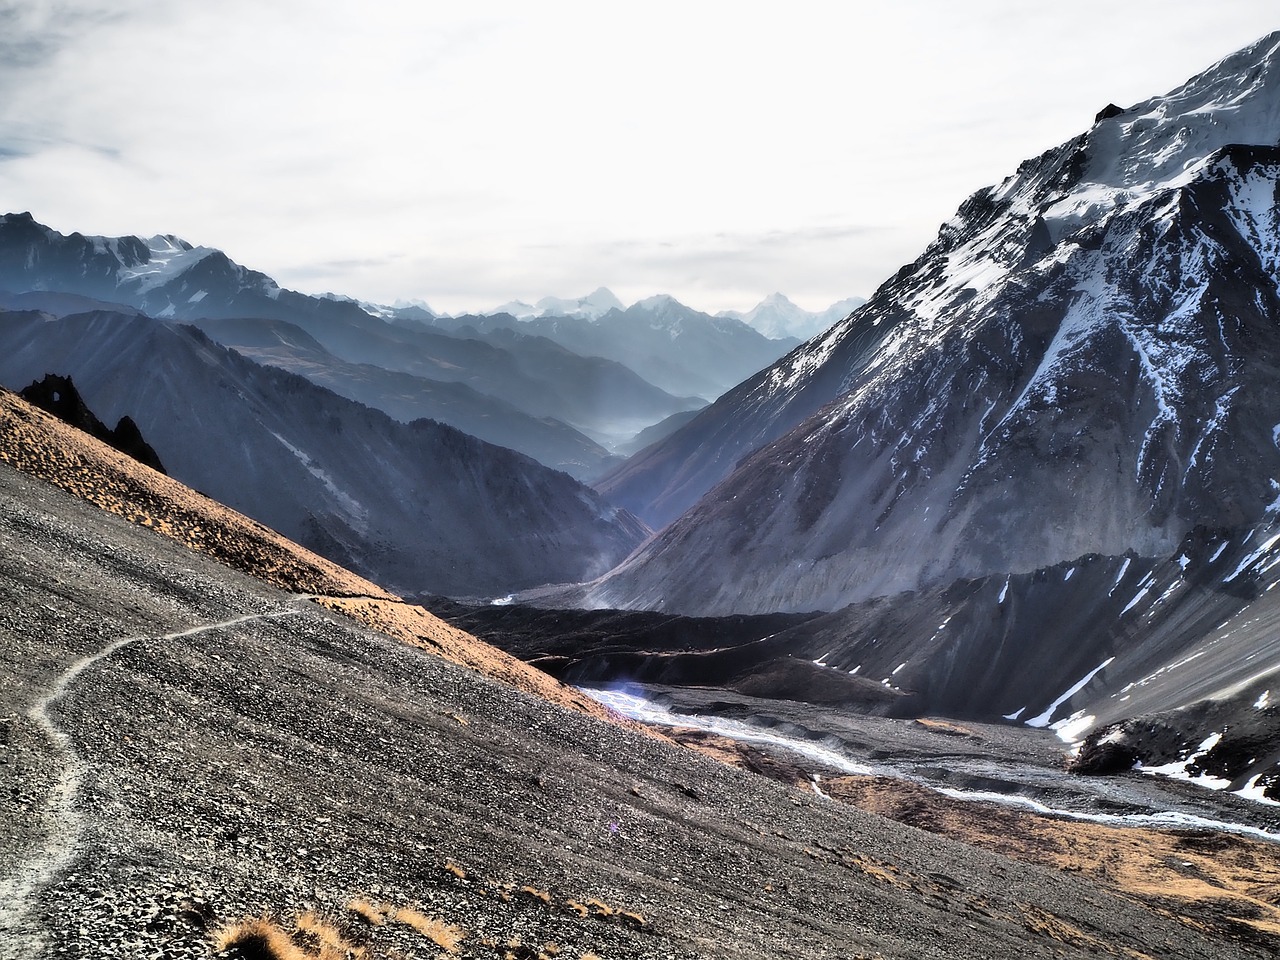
[4,23,1280,960]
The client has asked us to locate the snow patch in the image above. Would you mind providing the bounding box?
[1025,657,1114,729]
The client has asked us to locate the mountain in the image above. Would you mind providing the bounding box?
[487,286,625,320]
[590,32,1280,596]
[0,215,696,457]
[554,34,1280,750]
[719,292,866,341]
[17,372,165,474]
[437,294,798,403]
[0,309,648,596]
[321,292,438,323]
[185,316,619,480]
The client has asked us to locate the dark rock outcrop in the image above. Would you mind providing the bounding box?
[19,373,166,474]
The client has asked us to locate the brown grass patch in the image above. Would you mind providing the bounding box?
[389,906,465,952]
[213,917,308,960]
[913,717,975,737]
[346,899,387,926]
[824,774,1280,949]
[293,911,363,959]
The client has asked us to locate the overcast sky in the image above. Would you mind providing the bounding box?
[0,2,1276,315]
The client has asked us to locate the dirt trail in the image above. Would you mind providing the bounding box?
[0,598,312,958]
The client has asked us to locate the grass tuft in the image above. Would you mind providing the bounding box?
[212,917,307,960]
[390,906,466,953]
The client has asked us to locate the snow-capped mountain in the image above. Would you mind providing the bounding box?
[488,287,624,321]
[719,293,865,342]
[322,292,438,323]
[583,32,1280,615]
[567,32,1280,760]
[0,309,649,596]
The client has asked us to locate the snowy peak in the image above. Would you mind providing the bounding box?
[487,287,624,320]
[722,293,865,341]
[534,286,624,319]
[989,31,1280,251]
[1086,31,1280,193]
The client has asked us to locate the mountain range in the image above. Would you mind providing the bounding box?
[429,294,806,402]
[4,381,1270,959]
[0,218,704,467]
[0,309,648,597]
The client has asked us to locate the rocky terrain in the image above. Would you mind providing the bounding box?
[2,386,1279,959]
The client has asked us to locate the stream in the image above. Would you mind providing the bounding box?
[585,684,1280,844]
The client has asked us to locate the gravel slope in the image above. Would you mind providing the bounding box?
[0,464,1268,960]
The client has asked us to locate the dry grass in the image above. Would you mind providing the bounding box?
[294,911,363,960]
[912,717,975,737]
[388,906,465,953]
[212,916,309,960]
[519,885,552,905]
[346,899,387,926]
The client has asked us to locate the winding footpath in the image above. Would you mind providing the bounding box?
[0,596,316,958]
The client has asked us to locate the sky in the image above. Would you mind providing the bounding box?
[0,2,1276,316]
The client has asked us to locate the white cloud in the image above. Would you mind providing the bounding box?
[0,0,1276,313]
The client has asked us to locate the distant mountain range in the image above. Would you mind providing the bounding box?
[430,295,802,402]
[718,292,865,342]
[0,309,648,596]
[0,215,710,471]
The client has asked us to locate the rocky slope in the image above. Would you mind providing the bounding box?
[0,406,1271,959]
[0,313,648,597]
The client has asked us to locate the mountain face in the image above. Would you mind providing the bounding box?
[0,216,694,463]
[18,373,166,474]
[0,310,648,596]
[586,32,1280,617]
[719,293,865,341]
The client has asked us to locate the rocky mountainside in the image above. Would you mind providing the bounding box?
[435,294,798,402]
[0,310,648,597]
[0,214,697,463]
[546,32,1280,762]
[1,389,1273,959]
[18,373,166,474]
[186,316,619,480]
